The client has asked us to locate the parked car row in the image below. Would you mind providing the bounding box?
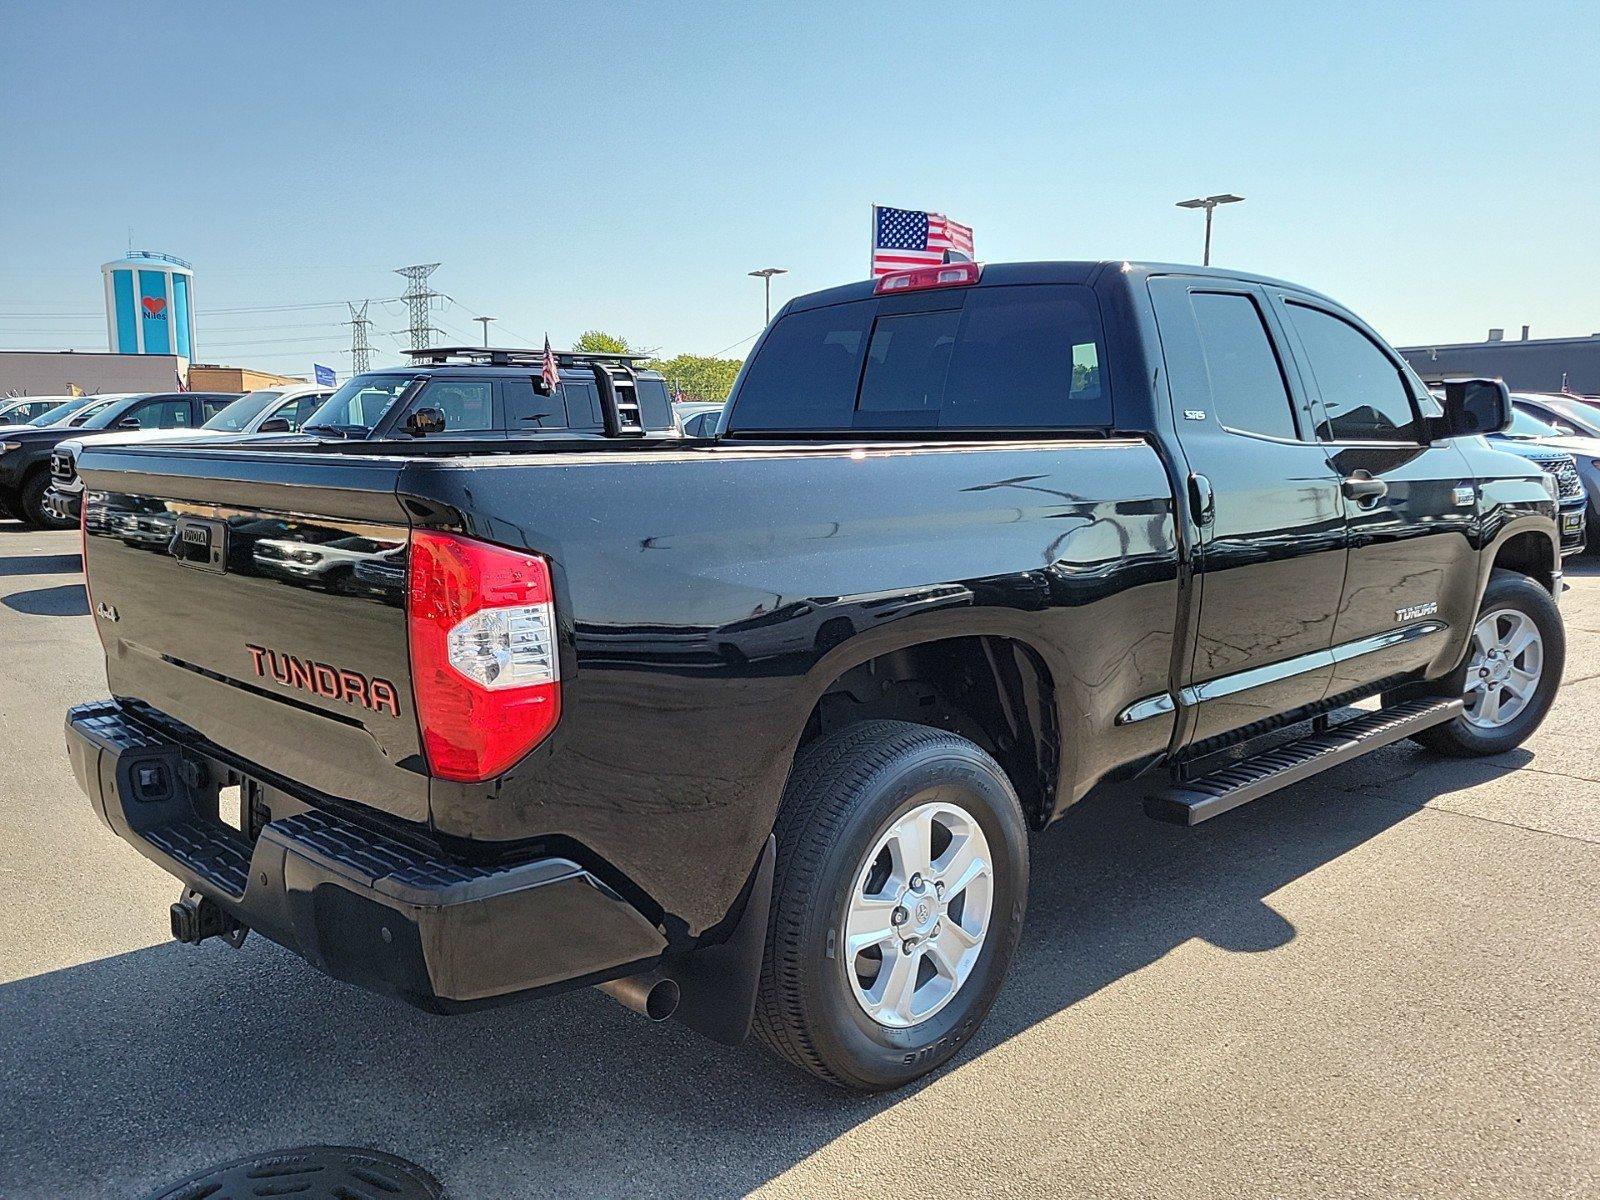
[1,348,684,530]
[43,383,335,524]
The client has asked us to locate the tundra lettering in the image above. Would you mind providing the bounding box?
[245,643,400,716]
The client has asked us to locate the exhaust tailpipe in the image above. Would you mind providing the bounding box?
[597,970,680,1021]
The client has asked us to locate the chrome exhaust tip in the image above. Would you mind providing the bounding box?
[596,970,680,1021]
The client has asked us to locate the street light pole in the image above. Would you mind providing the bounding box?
[473,316,496,346]
[1175,194,1244,266]
[748,267,788,325]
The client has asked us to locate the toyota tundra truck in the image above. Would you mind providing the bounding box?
[66,262,1566,1091]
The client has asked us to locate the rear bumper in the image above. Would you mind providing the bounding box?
[65,700,667,1010]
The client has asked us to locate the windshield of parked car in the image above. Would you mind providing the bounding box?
[1531,399,1600,439]
[27,396,98,426]
[203,390,283,432]
[1505,409,1565,440]
[64,397,126,427]
[302,374,418,435]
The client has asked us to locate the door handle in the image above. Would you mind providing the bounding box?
[1188,472,1215,526]
[1341,473,1388,504]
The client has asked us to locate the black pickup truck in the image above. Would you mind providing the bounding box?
[66,261,1566,1091]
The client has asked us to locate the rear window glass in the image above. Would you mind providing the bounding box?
[728,284,1110,432]
[726,302,874,430]
[940,286,1106,428]
[857,309,960,426]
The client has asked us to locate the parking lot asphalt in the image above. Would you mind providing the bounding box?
[0,522,1595,1199]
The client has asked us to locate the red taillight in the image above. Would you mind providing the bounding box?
[874,261,982,295]
[408,530,561,782]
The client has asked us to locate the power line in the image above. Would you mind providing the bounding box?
[395,264,442,353]
[198,297,401,315]
[709,330,762,358]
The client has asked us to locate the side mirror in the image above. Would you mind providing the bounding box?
[403,406,446,437]
[257,417,291,433]
[1429,378,1511,439]
[117,416,142,430]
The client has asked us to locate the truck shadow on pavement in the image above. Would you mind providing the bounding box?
[2,583,89,617]
[0,748,1529,1200]
[0,552,81,576]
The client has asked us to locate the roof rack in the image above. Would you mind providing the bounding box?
[402,345,653,436]
[402,345,651,368]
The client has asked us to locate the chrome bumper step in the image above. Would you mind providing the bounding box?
[1145,697,1463,826]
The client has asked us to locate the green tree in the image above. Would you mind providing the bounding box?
[648,354,744,403]
[572,330,634,354]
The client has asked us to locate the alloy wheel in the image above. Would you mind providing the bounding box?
[842,799,994,1029]
[1463,609,1544,729]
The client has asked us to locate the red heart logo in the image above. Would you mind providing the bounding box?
[142,296,167,316]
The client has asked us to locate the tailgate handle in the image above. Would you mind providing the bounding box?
[174,517,228,573]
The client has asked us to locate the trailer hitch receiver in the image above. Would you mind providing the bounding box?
[170,887,249,948]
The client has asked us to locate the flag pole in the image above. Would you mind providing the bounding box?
[869,204,876,277]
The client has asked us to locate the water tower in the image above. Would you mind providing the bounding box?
[101,251,195,360]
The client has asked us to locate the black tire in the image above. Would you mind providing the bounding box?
[1412,569,1565,756]
[753,720,1029,1090]
[18,470,68,530]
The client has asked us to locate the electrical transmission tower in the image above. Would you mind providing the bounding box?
[395,263,442,352]
[344,301,374,373]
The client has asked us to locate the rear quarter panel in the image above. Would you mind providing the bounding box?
[404,438,1180,935]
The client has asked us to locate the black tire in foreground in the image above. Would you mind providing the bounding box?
[754,720,1029,1090]
[1413,568,1565,756]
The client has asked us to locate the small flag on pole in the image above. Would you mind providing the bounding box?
[541,335,560,395]
[871,205,975,276]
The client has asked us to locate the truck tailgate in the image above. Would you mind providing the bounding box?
[80,446,426,824]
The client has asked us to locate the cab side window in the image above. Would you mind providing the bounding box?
[200,396,233,421]
[502,378,567,429]
[415,380,494,432]
[274,395,324,432]
[1189,292,1298,440]
[128,398,192,428]
[1285,303,1421,442]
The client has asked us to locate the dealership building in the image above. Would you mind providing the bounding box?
[1399,329,1600,396]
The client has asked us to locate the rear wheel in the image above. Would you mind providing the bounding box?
[754,720,1029,1090]
[1412,569,1564,756]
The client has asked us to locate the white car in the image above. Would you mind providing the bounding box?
[0,396,79,428]
[45,384,332,521]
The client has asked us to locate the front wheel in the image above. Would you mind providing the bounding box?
[754,720,1029,1090]
[20,471,70,530]
[1413,569,1565,756]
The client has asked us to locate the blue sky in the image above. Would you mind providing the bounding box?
[2,1,1596,377]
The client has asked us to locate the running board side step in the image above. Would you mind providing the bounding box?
[1145,697,1464,826]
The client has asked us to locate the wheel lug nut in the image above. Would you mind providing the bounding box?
[891,906,908,926]
[903,936,918,950]
[910,873,923,890]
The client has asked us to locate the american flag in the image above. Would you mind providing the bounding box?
[871,205,975,276]
[541,334,560,395]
